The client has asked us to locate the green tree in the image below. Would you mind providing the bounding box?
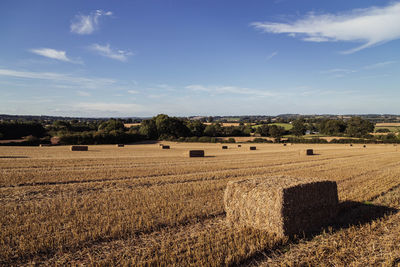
[204,123,223,137]
[256,125,270,136]
[345,117,374,137]
[186,120,205,137]
[139,119,158,139]
[269,125,285,142]
[291,119,306,137]
[98,119,125,132]
[318,119,346,135]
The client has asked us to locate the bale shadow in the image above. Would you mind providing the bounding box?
[333,201,397,229]
[238,201,397,266]
[0,156,29,158]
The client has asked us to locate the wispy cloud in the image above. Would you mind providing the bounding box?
[0,68,115,89]
[252,2,400,54]
[77,90,91,97]
[186,84,276,97]
[89,43,133,61]
[30,48,82,64]
[363,61,396,70]
[321,60,396,78]
[127,90,139,94]
[70,10,112,35]
[73,102,144,114]
[266,51,278,61]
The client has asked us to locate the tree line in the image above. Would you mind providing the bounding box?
[0,114,396,145]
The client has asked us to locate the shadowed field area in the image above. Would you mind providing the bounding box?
[1,143,399,265]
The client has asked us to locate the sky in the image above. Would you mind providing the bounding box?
[1,0,400,117]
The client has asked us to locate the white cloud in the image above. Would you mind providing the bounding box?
[73,102,144,114]
[0,68,115,89]
[77,90,91,96]
[70,10,112,35]
[30,48,82,64]
[252,2,400,53]
[363,61,396,70]
[90,43,133,61]
[186,84,276,97]
[266,51,278,61]
[127,90,139,94]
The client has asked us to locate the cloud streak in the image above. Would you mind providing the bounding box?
[73,102,144,114]
[30,48,82,64]
[266,51,278,61]
[252,2,400,53]
[70,10,112,35]
[90,43,133,61]
[0,68,115,89]
[186,84,276,97]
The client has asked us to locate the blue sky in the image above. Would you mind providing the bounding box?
[1,0,400,117]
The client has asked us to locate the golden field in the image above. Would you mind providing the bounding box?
[1,143,400,266]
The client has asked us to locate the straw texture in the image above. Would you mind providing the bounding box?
[224,176,338,237]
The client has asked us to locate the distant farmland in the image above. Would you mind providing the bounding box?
[1,143,399,265]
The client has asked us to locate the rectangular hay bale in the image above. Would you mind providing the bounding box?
[238,145,242,147]
[224,177,338,237]
[161,145,170,149]
[306,149,313,155]
[222,146,228,149]
[249,146,256,150]
[188,150,204,157]
[70,145,88,151]
[116,144,124,147]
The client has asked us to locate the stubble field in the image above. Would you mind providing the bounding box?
[1,143,400,266]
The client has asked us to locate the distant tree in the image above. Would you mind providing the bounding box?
[256,125,270,137]
[154,114,190,138]
[291,119,306,137]
[345,117,374,137]
[186,120,205,137]
[375,128,390,133]
[204,123,223,137]
[318,119,346,135]
[139,119,158,139]
[269,125,285,142]
[98,119,125,132]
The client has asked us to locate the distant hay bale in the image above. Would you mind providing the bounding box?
[306,149,313,155]
[224,177,338,237]
[222,146,228,149]
[350,144,353,146]
[39,144,51,147]
[238,144,242,148]
[161,145,170,149]
[188,150,204,157]
[249,146,256,150]
[116,144,124,147]
[283,143,287,146]
[70,145,88,151]
[363,145,366,148]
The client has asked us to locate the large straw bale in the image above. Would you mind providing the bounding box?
[306,149,313,155]
[249,146,256,150]
[70,145,88,151]
[116,144,124,147]
[188,150,204,157]
[238,144,242,148]
[224,177,338,237]
[222,146,228,149]
[161,145,170,149]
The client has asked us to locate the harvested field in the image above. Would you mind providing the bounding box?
[1,143,400,266]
